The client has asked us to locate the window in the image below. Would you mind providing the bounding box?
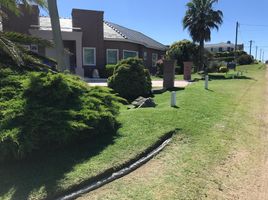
[227,47,231,52]
[83,47,96,66]
[152,53,158,67]
[143,52,148,60]
[219,47,223,52]
[106,49,119,64]
[123,50,138,59]
[30,44,38,53]
[211,48,214,52]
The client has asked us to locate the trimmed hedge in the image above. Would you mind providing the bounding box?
[0,67,123,162]
[108,58,152,101]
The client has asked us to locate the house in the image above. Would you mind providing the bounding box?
[205,41,244,53]
[1,5,167,77]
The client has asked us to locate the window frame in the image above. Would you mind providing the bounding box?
[143,51,148,60]
[152,53,158,67]
[123,50,139,59]
[83,47,96,66]
[106,49,119,64]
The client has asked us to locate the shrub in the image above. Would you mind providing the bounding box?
[237,54,254,65]
[0,68,122,162]
[219,66,229,73]
[156,59,164,76]
[208,61,223,72]
[108,58,152,101]
[105,64,117,78]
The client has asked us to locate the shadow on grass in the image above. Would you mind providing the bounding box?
[0,127,120,200]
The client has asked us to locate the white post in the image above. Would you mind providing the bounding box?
[171,91,176,107]
[205,75,209,90]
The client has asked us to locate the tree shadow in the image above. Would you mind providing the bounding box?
[0,127,120,200]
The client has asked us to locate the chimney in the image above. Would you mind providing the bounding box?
[72,9,105,67]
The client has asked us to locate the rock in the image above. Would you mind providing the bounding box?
[131,96,156,108]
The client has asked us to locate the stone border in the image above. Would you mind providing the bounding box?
[53,131,175,200]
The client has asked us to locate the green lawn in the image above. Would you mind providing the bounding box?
[79,63,267,199]
[0,64,265,200]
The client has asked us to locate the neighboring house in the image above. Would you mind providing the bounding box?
[205,41,244,53]
[1,5,167,77]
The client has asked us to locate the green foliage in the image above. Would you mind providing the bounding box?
[0,67,122,161]
[208,60,224,72]
[237,54,254,65]
[219,66,229,73]
[0,0,47,17]
[108,58,152,101]
[105,64,117,78]
[213,50,247,62]
[183,0,223,43]
[167,40,198,63]
[156,59,164,76]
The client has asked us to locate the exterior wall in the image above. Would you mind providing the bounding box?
[29,29,84,76]
[2,5,39,34]
[104,40,165,75]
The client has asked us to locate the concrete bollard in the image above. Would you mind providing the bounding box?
[205,75,209,90]
[171,91,176,107]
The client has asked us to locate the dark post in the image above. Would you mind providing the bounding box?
[163,59,176,89]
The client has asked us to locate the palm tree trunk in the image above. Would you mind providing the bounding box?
[47,0,65,71]
[199,40,205,73]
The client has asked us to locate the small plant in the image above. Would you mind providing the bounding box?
[219,66,229,73]
[156,59,164,76]
[108,58,152,101]
[237,54,254,65]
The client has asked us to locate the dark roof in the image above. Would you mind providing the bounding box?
[104,21,167,51]
[37,17,167,51]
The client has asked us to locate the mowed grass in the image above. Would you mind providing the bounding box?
[0,64,265,200]
[79,63,267,200]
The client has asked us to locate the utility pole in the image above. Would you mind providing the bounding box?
[262,51,265,62]
[249,40,253,56]
[255,46,258,60]
[260,49,262,61]
[235,22,239,51]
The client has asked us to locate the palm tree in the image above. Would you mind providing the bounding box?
[183,0,223,73]
[0,0,66,72]
[0,0,48,67]
[47,0,66,71]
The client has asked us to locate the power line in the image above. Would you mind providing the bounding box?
[240,23,268,27]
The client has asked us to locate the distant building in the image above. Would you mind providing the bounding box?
[205,41,244,53]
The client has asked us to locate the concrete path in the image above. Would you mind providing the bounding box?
[87,80,190,88]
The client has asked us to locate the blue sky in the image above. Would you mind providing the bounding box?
[42,0,268,61]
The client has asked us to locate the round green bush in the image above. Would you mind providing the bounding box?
[108,58,152,101]
[237,54,254,65]
[0,68,123,162]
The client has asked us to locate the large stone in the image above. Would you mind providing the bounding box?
[131,96,156,108]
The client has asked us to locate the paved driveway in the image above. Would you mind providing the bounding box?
[87,80,190,88]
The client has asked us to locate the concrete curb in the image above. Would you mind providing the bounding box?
[55,131,174,200]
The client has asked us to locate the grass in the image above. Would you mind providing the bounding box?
[151,69,246,81]
[0,64,265,200]
[78,63,267,199]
